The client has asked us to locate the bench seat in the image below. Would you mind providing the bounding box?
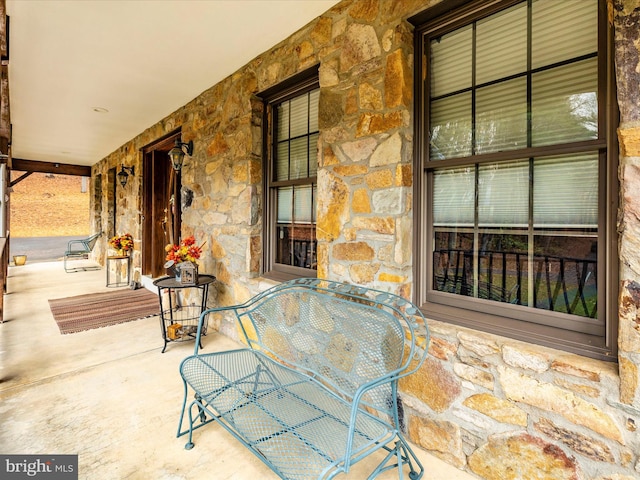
[180,348,395,478]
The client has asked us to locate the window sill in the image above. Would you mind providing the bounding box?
[421,300,616,362]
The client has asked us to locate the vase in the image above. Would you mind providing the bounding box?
[13,255,27,266]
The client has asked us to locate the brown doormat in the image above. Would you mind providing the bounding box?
[49,288,160,334]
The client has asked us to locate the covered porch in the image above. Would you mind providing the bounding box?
[2,0,640,478]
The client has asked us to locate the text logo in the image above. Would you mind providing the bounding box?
[0,455,78,479]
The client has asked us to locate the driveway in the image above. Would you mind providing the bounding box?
[8,235,87,263]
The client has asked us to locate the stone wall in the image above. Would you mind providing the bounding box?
[402,321,638,479]
[91,0,640,478]
[615,0,640,416]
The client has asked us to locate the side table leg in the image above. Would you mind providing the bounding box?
[158,286,170,353]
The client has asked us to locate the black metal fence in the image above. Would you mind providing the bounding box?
[433,249,597,318]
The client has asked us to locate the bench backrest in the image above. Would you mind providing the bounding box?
[231,278,429,416]
[85,231,101,250]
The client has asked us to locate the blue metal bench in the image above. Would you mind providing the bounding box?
[177,278,430,479]
[63,231,102,272]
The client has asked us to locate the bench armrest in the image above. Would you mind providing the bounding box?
[193,304,242,355]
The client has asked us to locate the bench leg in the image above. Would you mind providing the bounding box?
[177,381,216,450]
[368,436,424,479]
[183,398,203,450]
[176,381,190,439]
[184,395,212,449]
[64,254,99,273]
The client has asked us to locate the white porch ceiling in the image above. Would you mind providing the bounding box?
[6,0,339,167]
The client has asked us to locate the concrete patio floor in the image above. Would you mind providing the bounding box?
[0,261,477,480]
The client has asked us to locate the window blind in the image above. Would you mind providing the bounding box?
[476,3,527,85]
[478,161,529,227]
[275,91,319,182]
[533,153,598,228]
[277,185,316,224]
[531,59,598,146]
[429,0,599,161]
[532,0,598,69]
[433,153,598,228]
[433,167,475,226]
[476,78,527,154]
[430,25,472,98]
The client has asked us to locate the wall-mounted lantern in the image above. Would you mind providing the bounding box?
[168,139,193,171]
[117,165,135,187]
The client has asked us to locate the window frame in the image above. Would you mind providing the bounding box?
[259,67,320,281]
[411,0,618,361]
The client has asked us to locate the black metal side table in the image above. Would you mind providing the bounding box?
[106,255,131,287]
[153,274,216,353]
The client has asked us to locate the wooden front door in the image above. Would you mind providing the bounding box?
[142,133,181,278]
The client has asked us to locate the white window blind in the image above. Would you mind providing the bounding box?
[309,89,319,132]
[476,78,528,154]
[531,59,598,146]
[430,25,472,98]
[429,0,598,161]
[275,90,319,181]
[277,185,316,224]
[478,161,529,227]
[433,167,475,226]
[277,187,293,223]
[476,3,527,85]
[434,152,598,229]
[430,93,472,159]
[532,0,598,69]
[533,153,598,228]
[290,95,309,138]
[293,185,315,224]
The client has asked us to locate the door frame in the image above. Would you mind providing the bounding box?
[141,130,181,277]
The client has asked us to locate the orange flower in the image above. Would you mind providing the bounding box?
[165,236,204,263]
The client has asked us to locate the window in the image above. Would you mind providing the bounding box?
[413,0,617,360]
[260,68,319,280]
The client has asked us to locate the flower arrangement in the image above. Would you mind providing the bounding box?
[108,233,134,253]
[165,235,204,264]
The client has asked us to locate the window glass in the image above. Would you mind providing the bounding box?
[309,133,319,177]
[532,0,598,69]
[430,26,472,97]
[277,101,289,141]
[478,161,529,227]
[531,59,598,146]
[267,83,319,275]
[476,78,528,154]
[277,187,292,223]
[309,90,320,132]
[276,143,289,181]
[532,234,597,318]
[476,3,527,84]
[533,154,598,228]
[289,95,309,138]
[430,93,472,160]
[290,137,309,180]
[433,167,475,226]
[429,0,599,159]
[276,185,317,268]
[432,153,598,317]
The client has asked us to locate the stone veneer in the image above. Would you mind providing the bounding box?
[92,1,640,478]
